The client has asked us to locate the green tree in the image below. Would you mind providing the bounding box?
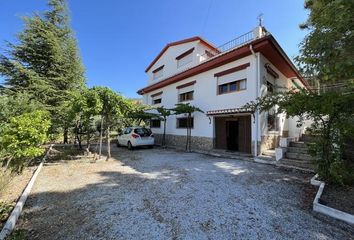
[0,0,85,139]
[0,111,51,172]
[0,92,43,124]
[243,89,354,185]
[171,103,203,152]
[95,87,130,160]
[70,88,103,153]
[242,0,354,185]
[295,0,354,83]
[128,103,157,126]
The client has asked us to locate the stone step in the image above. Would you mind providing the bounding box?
[289,141,307,148]
[287,146,308,154]
[300,134,317,142]
[262,150,275,157]
[278,158,315,170]
[280,158,313,165]
[276,162,315,173]
[285,152,312,161]
[255,155,276,165]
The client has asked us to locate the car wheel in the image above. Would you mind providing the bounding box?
[127,141,133,150]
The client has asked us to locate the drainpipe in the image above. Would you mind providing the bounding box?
[250,44,259,157]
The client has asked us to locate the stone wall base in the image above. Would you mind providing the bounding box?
[261,135,281,153]
[154,134,213,151]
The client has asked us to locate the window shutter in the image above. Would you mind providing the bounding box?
[217,69,246,85]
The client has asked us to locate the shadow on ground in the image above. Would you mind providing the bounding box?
[11,145,354,240]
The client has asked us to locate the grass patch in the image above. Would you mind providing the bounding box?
[6,229,27,240]
[47,146,86,162]
[0,201,13,223]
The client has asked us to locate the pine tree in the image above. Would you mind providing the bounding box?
[0,0,85,139]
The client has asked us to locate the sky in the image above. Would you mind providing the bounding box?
[0,0,309,98]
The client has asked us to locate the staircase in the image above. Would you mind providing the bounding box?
[277,135,315,172]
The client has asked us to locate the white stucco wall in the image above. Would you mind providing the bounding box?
[146,41,215,86]
[142,46,309,148]
[144,55,257,138]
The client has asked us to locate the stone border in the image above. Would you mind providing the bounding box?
[0,144,53,240]
[310,174,354,225]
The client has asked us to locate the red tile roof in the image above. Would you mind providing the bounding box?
[145,36,218,72]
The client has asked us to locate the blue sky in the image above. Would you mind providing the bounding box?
[0,0,308,98]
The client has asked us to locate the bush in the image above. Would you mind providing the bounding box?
[0,111,51,172]
[328,160,354,186]
[0,201,13,222]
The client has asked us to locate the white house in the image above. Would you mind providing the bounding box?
[137,26,310,156]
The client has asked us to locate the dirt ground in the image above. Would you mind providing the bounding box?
[321,184,354,215]
[0,167,36,229]
[13,145,354,240]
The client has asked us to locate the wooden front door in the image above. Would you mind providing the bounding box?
[215,115,251,154]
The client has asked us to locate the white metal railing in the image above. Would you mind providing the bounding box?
[147,27,268,86]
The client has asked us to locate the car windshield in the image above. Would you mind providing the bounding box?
[134,128,152,137]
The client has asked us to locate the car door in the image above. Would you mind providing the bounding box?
[122,128,132,146]
[117,128,125,145]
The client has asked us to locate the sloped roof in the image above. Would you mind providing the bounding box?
[145,36,218,72]
[138,35,310,95]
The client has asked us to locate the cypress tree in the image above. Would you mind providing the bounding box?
[0,0,85,140]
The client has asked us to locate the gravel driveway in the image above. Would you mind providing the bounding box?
[15,146,353,240]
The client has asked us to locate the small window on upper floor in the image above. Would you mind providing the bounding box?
[152,98,162,105]
[152,65,164,80]
[176,48,194,68]
[179,91,194,102]
[218,79,247,94]
[151,91,163,105]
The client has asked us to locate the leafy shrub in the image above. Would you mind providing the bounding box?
[328,160,354,186]
[0,201,13,222]
[0,111,51,172]
[7,229,27,240]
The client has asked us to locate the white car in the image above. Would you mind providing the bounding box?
[117,127,154,150]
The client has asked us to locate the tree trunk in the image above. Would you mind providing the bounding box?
[86,131,91,155]
[163,118,167,146]
[98,115,104,160]
[106,125,111,161]
[186,113,192,152]
[75,120,82,149]
[76,134,82,149]
[63,128,68,144]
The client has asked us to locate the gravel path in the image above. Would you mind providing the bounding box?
[14,146,353,239]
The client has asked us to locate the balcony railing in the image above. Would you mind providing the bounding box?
[147,27,268,86]
[199,27,267,63]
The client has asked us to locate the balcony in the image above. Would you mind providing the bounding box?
[199,26,268,63]
[147,26,268,86]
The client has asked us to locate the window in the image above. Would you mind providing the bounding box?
[134,127,152,136]
[151,91,162,105]
[267,113,279,131]
[152,65,164,80]
[150,119,161,128]
[152,98,162,105]
[218,79,246,94]
[176,48,194,68]
[179,91,194,102]
[267,81,274,93]
[177,117,194,128]
[124,128,132,134]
